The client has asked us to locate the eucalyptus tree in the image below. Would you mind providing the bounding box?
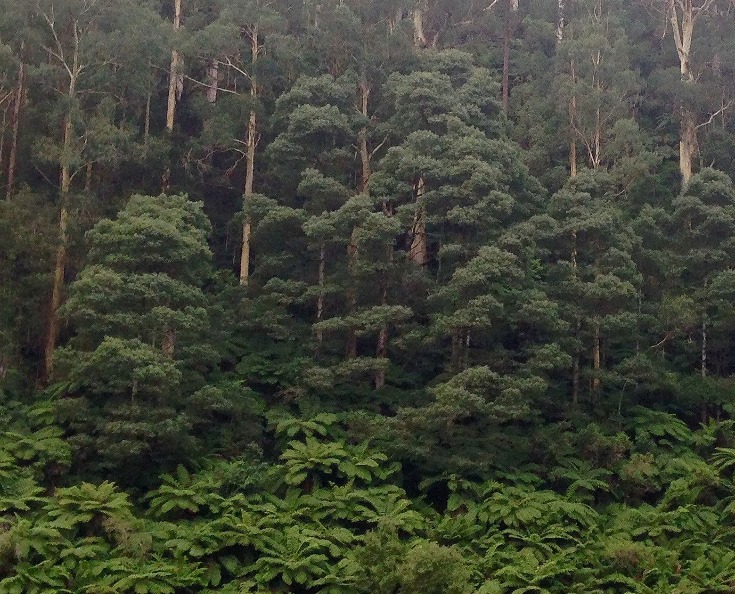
[32,0,167,378]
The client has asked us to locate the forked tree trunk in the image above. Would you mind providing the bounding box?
[666,0,717,183]
[239,26,259,286]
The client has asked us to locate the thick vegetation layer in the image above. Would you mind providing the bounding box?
[2,0,735,592]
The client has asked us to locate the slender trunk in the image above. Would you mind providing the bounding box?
[162,328,176,357]
[346,81,372,357]
[409,177,427,266]
[502,0,518,114]
[346,232,358,359]
[144,91,151,149]
[44,28,79,378]
[6,44,24,200]
[239,110,256,285]
[680,108,696,184]
[166,0,183,133]
[592,317,601,397]
[163,0,183,192]
[375,245,393,389]
[206,59,219,103]
[240,26,258,286]
[85,162,93,192]
[701,314,707,378]
[44,113,73,378]
[556,0,565,45]
[571,231,578,415]
[316,244,325,344]
[569,59,577,177]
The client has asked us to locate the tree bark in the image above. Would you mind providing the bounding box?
[413,0,428,48]
[557,0,565,45]
[409,177,428,266]
[666,0,717,183]
[316,243,325,344]
[6,43,24,200]
[592,317,601,397]
[375,250,391,389]
[239,26,258,286]
[163,0,183,192]
[162,327,176,357]
[502,0,519,114]
[43,21,81,379]
[206,59,219,103]
[166,0,183,133]
[346,80,372,358]
[44,111,73,378]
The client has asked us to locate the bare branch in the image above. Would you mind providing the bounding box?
[696,99,734,130]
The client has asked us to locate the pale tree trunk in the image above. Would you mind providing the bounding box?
[163,0,183,192]
[557,0,565,44]
[43,20,81,379]
[413,0,428,48]
[666,0,717,183]
[347,80,372,358]
[44,109,74,378]
[409,177,428,266]
[502,0,519,114]
[6,43,24,200]
[592,317,601,397]
[239,25,258,286]
[316,244,325,345]
[206,59,219,103]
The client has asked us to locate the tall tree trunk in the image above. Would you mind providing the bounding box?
[240,26,258,286]
[701,314,707,378]
[413,0,428,48]
[346,80,372,358]
[502,0,519,114]
[206,59,219,103]
[44,111,74,378]
[667,0,717,183]
[571,231,580,406]
[375,248,392,389]
[163,0,183,192]
[316,243,325,344]
[557,0,565,44]
[409,177,427,266]
[592,317,601,397]
[6,43,24,200]
[569,59,578,177]
[680,108,696,184]
[144,91,151,149]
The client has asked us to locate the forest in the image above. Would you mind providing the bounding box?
[3,0,735,591]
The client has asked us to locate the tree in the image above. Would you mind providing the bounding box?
[54,194,216,481]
